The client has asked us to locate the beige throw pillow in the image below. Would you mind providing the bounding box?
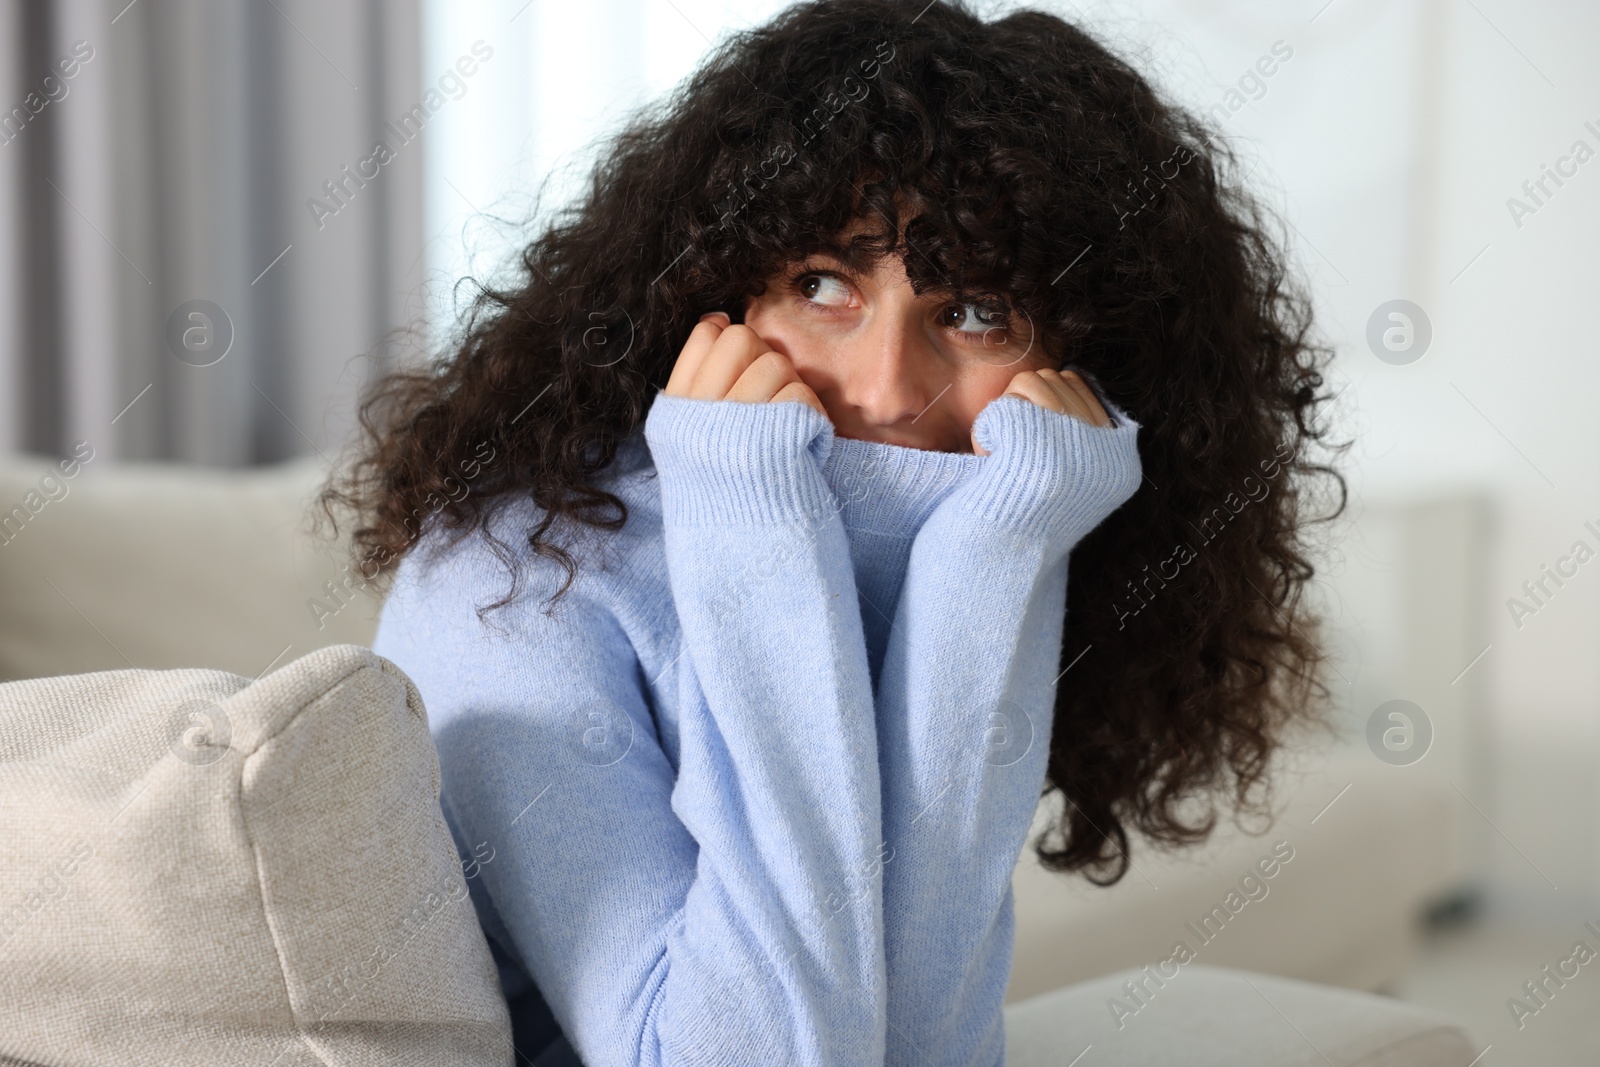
[0,643,512,1066]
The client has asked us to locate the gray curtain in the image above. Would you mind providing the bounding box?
[0,0,423,466]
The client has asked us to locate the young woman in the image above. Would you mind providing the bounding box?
[322,1,1347,1063]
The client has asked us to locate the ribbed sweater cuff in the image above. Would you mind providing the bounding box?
[643,391,838,526]
[962,393,1143,546]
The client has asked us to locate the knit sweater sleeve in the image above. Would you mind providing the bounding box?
[375,392,888,1067]
[641,391,887,1065]
[874,393,1143,1066]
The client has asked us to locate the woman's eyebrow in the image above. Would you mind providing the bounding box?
[804,243,885,275]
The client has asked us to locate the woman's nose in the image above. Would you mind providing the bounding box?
[839,311,933,427]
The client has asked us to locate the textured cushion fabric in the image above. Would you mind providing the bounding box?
[0,452,381,684]
[0,643,512,1066]
[1003,964,1475,1067]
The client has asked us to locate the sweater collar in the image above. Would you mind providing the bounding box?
[818,433,985,539]
[616,415,986,539]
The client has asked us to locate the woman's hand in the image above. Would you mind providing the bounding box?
[972,367,1112,456]
[664,311,829,420]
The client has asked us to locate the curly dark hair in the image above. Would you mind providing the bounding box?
[317,0,1350,885]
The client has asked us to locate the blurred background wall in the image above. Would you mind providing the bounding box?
[0,0,423,466]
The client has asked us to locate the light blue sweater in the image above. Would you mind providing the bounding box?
[371,387,1142,1066]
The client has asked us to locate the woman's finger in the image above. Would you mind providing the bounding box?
[1047,368,1112,427]
[666,314,827,419]
[1001,368,1113,426]
[688,324,776,400]
[1036,370,1079,415]
[770,379,828,419]
[722,325,830,419]
[665,313,730,396]
[726,346,829,419]
[1001,370,1067,413]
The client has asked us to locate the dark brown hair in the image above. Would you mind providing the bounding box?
[318,0,1350,884]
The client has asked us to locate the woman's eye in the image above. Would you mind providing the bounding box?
[799,274,852,307]
[940,302,1009,335]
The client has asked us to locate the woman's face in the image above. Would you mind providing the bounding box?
[742,249,1056,454]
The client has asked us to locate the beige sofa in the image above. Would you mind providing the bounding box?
[0,452,1479,1064]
